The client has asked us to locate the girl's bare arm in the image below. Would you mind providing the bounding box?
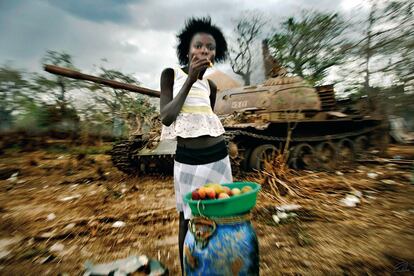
[160,57,210,126]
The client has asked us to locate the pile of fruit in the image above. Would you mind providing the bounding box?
[191,183,252,200]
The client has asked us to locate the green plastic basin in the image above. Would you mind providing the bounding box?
[183,182,261,217]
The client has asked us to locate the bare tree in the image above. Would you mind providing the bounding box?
[229,11,266,85]
[347,0,413,94]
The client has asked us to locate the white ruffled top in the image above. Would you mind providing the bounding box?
[160,67,225,140]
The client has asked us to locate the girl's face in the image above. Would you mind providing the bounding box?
[188,32,216,64]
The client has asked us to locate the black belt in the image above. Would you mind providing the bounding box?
[175,140,228,165]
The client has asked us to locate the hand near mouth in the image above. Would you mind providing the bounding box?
[188,56,212,82]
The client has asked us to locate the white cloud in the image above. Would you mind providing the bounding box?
[341,0,370,11]
[1,0,365,93]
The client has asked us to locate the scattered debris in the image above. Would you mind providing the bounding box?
[112,221,126,228]
[59,194,81,202]
[64,223,76,230]
[367,172,378,179]
[272,215,280,224]
[0,168,20,180]
[50,242,64,252]
[0,143,412,275]
[83,255,168,276]
[7,172,18,182]
[381,179,397,185]
[276,211,289,220]
[47,213,56,221]
[276,204,302,212]
[340,194,361,207]
[275,242,290,248]
[37,232,55,239]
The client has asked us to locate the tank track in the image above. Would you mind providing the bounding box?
[224,124,382,143]
[110,139,174,176]
[224,123,388,171]
[110,124,387,175]
[110,139,141,174]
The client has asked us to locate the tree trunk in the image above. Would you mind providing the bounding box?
[364,3,376,97]
[58,77,66,112]
[243,73,251,86]
[364,3,376,111]
[0,109,13,131]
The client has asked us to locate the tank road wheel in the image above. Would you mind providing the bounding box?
[249,144,277,171]
[336,138,355,165]
[315,142,337,170]
[290,143,316,170]
[239,147,253,171]
[354,136,368,158]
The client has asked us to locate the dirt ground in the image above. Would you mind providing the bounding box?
[0,142,413,275]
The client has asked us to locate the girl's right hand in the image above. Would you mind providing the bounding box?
[188,56,210,83]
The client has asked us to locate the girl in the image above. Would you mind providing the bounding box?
[159,17,232,273]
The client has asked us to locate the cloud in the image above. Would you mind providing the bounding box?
[43,0,140,23]
[128,0,237,32]
[0,0,358,92]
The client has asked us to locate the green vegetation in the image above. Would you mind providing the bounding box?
[0,51,157,142]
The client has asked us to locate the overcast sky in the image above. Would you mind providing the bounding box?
[0,0,367,90]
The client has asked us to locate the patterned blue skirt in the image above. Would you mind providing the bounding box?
[183,216,259,275]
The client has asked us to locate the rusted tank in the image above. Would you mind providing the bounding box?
[218,78,387,171]
[217,41,388,171]
[44,44,388,174]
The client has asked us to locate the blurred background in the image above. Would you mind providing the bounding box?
[0,0,413,275]
[0,0,412,141]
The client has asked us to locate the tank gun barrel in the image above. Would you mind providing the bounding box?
[44,64,160,98]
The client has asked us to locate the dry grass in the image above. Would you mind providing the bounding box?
[0,143,413,275]
[247,146,412,223]
[250,153,300,200]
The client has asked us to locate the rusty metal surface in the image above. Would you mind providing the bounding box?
[214,79,321,115]
[315,85,336,111]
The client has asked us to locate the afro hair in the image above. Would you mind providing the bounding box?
[176,17,228,65]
